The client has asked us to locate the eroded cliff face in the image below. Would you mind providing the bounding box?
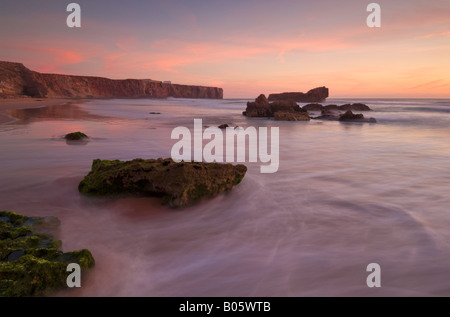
[0,61,223,99]
[268,87,329,103]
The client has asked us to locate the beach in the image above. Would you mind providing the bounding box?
[1,97,450,296]
[0,98,77,123]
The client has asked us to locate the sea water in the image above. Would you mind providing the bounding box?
[1,98,450,296]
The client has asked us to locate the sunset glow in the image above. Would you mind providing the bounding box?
[1,0,449,98]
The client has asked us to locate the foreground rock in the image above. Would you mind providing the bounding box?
[268,87,329,103]
[78,158,247,208]
[0,211,95,297]
[243,94,310,121]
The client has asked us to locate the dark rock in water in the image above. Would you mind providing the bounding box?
[78,158,247,208]
[64,131,88,141]
[0,211,95,297]
[244,95,272,117]
[338,103,372,111]
[270,100,305,114]
[302,103,324,111]
[313,109,340,120]
[274,111,310,121]
[268,87,329,102]
[339,110,377,123]
[218,124,229,129]
[255,94,269,105]
[324,104,339,111]
[243,95,306,119]
[149,112,161,115]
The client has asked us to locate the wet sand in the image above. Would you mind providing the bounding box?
[0,98,84,124]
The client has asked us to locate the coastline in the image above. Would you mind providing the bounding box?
[0,98,83,124]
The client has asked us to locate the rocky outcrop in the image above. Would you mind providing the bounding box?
[0,61,223,99]
[0,211,95,297]
[268,87,329,103]
[78,158,247,208]
[0,61,47,98]
[243,94,310,121]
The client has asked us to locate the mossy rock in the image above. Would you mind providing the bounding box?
[64,132,88,141]
[79,158,247,208]
[0,211,95,297]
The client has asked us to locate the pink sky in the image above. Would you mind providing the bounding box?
[1,0,449,98]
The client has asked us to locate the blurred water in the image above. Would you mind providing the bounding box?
[1,98,450,296]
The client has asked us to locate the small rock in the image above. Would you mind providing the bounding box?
[64,131,88,141]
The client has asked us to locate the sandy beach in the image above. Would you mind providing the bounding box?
[0,98,81,124]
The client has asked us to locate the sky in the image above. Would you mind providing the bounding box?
[0,0,449,98]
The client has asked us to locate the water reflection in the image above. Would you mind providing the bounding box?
[4,103,108,124]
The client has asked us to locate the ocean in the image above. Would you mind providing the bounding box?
[1,97,450,296]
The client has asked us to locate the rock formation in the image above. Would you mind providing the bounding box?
[339,110,376,123]
[268,87,329,103]
[243,94,310,121]
[0,61,223,99]
[0,211,95,296]
[78,158,247,208]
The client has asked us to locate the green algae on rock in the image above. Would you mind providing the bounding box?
[78,158,247,208]
[64,131,88,141]
[0,211,95,297]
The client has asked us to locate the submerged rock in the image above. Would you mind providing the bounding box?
[218,124,229,129]
[0,211,95,297]
[274,111,310,121]
[78,158,247,208]
[324,104,340,111]
[302,103,324,111]
[339,110,377,123]
[338,103,372,111]
[64,131,88,141]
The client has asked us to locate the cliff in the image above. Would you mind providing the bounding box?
[268,87,329,103]
[0,61,223,99]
